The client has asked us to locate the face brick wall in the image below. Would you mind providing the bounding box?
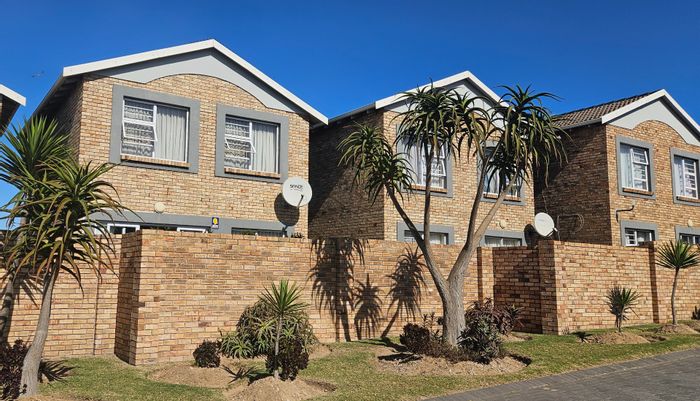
[535,125,613,244]
[114,231,489,364]
[47,73,309,234]
[6,237,122,358]
[309,113,386,239]
[606,121,700,245]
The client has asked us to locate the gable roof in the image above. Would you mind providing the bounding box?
[35,39,327,125]
[0,84,27,107]
[328,71,501,124]
[555,90,700,139]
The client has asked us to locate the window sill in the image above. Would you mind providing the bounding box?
[224,167,281,179]
[622,187,653,196]
[410,184,448,194]
[120,154,191,168]
[676,195,700,204]
[483,193,522,202]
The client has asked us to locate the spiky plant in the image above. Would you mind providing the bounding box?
[4,159,126,396]
[605,286,640,333]
[656,240,700,325]
[259,280,308,379]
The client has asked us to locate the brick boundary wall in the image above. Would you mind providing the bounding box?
[6,233,700,364]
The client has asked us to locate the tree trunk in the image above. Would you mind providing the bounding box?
[0,272,16,343]
[19,267,58,398]
[671,268,679,325]
[442,280,466,345]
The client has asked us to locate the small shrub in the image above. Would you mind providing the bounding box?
[266,337,309,381]
[1,340,28,400]
[400,323,431,354]
[465,299,517,336]
[458,314,503,364]
[219,331,255,359]
[500,305,524,335]
[692,305,700,320]
[605,286,640,333]
[193,340,221,368]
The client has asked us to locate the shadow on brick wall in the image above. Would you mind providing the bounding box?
[382,247,426,337]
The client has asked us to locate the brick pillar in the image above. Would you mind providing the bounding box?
[114,231,142,364]
[538,240,561,334]
[477,247,494,301]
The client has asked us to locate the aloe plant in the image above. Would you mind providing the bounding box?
[605,286,640,333]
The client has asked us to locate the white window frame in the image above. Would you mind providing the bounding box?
[624,228,654,246]
[622,145,650,191]
[403,230,449,245]
[121,98,190,162]
[679,233,700,245]
[676,156,698,199]
[106,223,141,235]
[406,142,447,188]
[482,147,521,198]
[223,116,280,173]
[176,227,207,233]
[483,235,522,247]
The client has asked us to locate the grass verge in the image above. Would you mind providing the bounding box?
[41,324,700,401]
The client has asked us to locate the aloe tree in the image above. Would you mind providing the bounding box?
[0,118,71,342]
[4,157,125,397]
[656,240,700,325]
[339,85,565,344]
[259,280,308,379]
[605,286,640,333]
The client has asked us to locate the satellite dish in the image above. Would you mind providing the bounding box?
[534,212,556,237]
[282,177,312,207]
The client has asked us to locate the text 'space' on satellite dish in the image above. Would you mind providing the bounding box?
[282,177,312,207]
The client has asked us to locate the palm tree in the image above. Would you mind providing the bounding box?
[339,85,565,344]
[4,158,125,397]
[259,280,308,379]
[605,286,640,333]
[656,240,700,325]
[0,118,71,342]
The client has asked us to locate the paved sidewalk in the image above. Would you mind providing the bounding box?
[427,348,700,401]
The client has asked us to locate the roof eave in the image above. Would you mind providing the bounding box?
[0,84,26,106]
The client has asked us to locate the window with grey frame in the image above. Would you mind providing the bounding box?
[482,146,521,198]
[624,227,654,246]
[619,143,651,192]
[121,98,189,162]
[403,141,447,189]
[224,116,280,174]
[673,155,699,199]
[483,235,522,247]
[679,233,700,245]
[402,230,449,245]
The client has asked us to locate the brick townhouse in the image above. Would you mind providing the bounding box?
[536,90,700,246]
[309,72,534,246]
[33,40,328,236]
[0,83,25,128]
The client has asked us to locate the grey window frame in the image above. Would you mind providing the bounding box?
[110,85,200,173]
[396,126,453,198]
[619,220,658,246]
[396,221,455,245]
[478,142,525,206]
[675,225,700,244]
[670,148,700,206]
[215,104,289,183]
[615,135,655,199]
[480,229,526,247]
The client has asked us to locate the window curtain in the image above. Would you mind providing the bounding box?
[674,156,685,196]
[403,141,446,188]
[154,105,188,162]
[619,144,633,188]
[251,122,278,173]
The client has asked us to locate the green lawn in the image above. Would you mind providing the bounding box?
[42,324,700,401]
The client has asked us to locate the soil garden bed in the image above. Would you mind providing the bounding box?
[226,377,335,401]
[656,323,699,335]
[592,332,650,344]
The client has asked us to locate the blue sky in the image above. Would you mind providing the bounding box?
[1,0,699,207]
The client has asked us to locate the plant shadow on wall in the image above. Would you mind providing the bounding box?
[382,247,426,337]
[309,238,365,341]
[352,273,383,340]
[0,267,42,343]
